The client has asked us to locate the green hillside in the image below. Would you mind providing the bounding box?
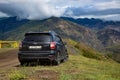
[106,45,120,62]
[0,39,120,80]
[8,55,120,80]
[65,39,106,60]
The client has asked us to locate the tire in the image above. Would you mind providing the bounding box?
[65,54,69,61]
[20,61,28,66]
[62,54,68,62]
[54,52,61,65]
[20,61,25,66]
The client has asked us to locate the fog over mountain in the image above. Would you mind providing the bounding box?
[0,0,65,20]
[0,0,120,21]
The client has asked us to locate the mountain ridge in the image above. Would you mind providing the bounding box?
[61,17,120,30]
[1,17,103,50]
[0,17,120,50]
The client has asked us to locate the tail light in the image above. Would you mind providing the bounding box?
[50,42,56,49]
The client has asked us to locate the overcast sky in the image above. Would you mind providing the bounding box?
[0,0,120,21]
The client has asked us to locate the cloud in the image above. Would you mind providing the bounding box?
[64,8,120,16]
[71,14,120,21]
[94,0,120,10]
[0,0,120,21]
[64,7,120,21]
[0,12,8,17]
[63,0,120,21]
[104,14,120,21]
[0,0,65,20]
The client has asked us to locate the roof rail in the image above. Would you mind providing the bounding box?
[25,30,58,36]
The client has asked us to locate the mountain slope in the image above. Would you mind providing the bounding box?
[2,17,103,50]
[0,17,120,50]
[106,45,120,62]
[97,29,120,47]
[0,17,29,39]
[61,17,120,47]
[0,17,29,33]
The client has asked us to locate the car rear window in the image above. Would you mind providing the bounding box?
[24,33,51,42]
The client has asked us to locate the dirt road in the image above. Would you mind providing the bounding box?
[0,49,19,68]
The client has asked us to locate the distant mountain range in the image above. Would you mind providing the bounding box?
[62,17,120,47]
[0,17,120,49]
[61,17,120,30]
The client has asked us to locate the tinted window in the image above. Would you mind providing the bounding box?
[55,36,63,43]
[56,36,60,42]
[24,33,51,42]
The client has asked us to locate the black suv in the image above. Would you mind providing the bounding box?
[18,31,68,65]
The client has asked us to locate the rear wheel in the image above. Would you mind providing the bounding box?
[54,52,61,65]
[65,54,69,61]
[20,61,29,66]
[20,61,26,66]
[62,55,68,62]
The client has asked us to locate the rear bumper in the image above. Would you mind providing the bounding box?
[18,51,56,61]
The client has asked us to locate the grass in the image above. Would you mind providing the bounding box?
[5,55,120,80]
[59,72,72,80]
[67,39,106,60]
[0,40,120,80]
[7,68,34,80]
[8,69,26,80]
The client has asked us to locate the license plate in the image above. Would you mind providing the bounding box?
[29,46,42,49]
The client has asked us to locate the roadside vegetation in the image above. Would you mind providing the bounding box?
[5,54,120,80]
[0,39,120,80]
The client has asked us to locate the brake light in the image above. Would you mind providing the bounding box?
[50,42,56,49]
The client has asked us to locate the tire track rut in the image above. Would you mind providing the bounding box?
[0,49,19,68]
